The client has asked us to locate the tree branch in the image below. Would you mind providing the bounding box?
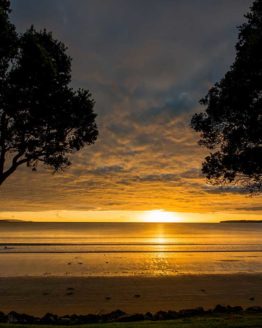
[0,112,7,175]
[0,150,26,185]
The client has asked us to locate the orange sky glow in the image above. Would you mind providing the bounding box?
[0,209,261,223]
[0,1,261,223]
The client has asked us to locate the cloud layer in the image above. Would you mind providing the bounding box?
[1,0,261,218]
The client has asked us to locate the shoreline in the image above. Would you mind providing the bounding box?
[1,305,262,325]
[0,274,262,316]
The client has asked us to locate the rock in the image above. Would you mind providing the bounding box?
[40,313,59,324]
[66,291,74,296]
[117,313,145,322]
[7,311,22,324]
[80,314,100,323]
[0,312,7,323]
[213,304,228,313]
[167,310,179,319]
[59,315,73,324]
[7,311,37,324]
[153,311,169,320]
[103,309,126,322]
[179,307,205,317]
[144,312,153,320]
[66,314,81,324]
[227,305,243,313]
[245,306,262,313]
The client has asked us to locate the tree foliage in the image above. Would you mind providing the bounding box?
[0,1,98,185]
[191,0,262,193]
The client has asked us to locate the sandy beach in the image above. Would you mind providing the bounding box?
[1,223,262,317]
[0,274,262,315]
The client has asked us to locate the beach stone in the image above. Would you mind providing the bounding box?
[25,314,38,324]
[245,306,262,313]
[144,312,153,320]
[227,305,243,313]
[179,307,205,317]
[213,304,228,313]
[66,314,81,324]
[117,313,145,322]
[7,311,37,324]
[7,312,21,324]
[103,309,126,322]
[58,316,73,324]
[80,314,100,323]
[153,311,169,320]
[0,312,7,323]
[40,312,59,324]
[167,310,179,319]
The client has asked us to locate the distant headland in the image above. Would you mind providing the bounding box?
[220,220,262,223]
[0,219,31,223]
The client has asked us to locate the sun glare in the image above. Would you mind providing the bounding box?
[142,210,182,223]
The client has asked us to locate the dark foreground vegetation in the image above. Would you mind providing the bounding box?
[0,0,98,186]
[191,0,262,193]
[1,305,262,326]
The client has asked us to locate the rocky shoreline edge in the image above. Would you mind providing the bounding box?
[1,305,262,325]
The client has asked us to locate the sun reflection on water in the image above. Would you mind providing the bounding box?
[154,236,166,244]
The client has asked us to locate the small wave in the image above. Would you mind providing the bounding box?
[1,250,262,254]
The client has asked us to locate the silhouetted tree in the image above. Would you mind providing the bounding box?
[191,0,262,193]
[0,1,98,185]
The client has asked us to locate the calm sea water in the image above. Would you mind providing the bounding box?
[0,222,262,276]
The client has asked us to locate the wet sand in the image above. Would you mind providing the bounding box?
[0,274,262,315]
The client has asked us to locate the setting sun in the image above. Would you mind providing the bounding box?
[141,210,182,223]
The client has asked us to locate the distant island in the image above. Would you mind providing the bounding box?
[220,220,262,223]
[0,219,31,223]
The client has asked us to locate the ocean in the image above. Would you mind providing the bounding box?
[1,222,262,277]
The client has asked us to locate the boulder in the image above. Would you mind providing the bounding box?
[40,312,59,324]
[144,312,153,320]
[167,310,179,319]
[64,314,80,324]
[117,313,145,322]
[245,306,262,313]
[226,305,243,313]
[102,309,126,322]
[7,312,20,324]
[213,304,228,313]
[7,311,37,324]
[153,311,169,320]
[59,315,75,325]
[0,312,7,323]
[81,314,100,323]
[179,307,205,317]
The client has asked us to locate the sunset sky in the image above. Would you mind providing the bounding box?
[0,0,261,222]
